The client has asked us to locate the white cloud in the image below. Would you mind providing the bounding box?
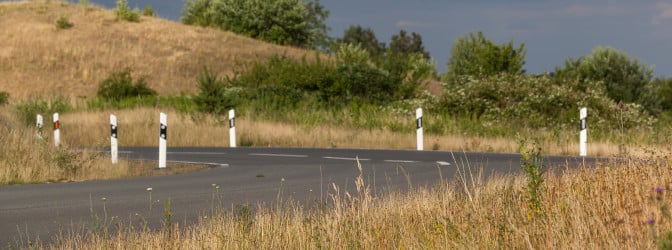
[653,2,672,25]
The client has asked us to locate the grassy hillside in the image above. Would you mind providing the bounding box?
[0,0,316,101]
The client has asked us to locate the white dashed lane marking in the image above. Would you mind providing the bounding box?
[384,160,419,163]
[168,152,228,155]
[323,156,371,161]
[249,153,308,158]
[436,161,452,166]
[168,160,229,168]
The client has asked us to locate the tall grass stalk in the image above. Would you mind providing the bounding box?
[41,154,672,248]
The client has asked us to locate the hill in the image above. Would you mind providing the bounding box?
[0,0,316,101]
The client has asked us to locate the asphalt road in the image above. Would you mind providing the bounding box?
[0,147,599,246]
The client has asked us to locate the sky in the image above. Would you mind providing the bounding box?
[83,0,672,77]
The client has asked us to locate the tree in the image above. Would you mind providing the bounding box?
[181,0,215,27]
[554,46,653,105]
[338,25,385,58]
[181,0,330,49]
[389,30,429,59]
[444,31,526,85]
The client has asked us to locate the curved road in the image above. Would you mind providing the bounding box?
[0,147,598,246]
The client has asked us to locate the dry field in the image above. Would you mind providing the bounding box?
[0,0,316,101]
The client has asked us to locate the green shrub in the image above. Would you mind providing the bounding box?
[55,16,73,29]
[115,0,140,22]
[142,5,156,17]
[14,96,72,126]
[247,85,305,111]
[438,73,654,130]
[194,67,241,114]
[97,68,157,102]
[327,63,394,104]
[0,92,9,106]
[87,95,197,112]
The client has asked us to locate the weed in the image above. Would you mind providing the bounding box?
[0,91,9,106]
[52,148,79,179]
[14,96,71,126]
[163,199,172,241]
[519,139,545,219]
[234,204,253,232]
[55,16,73,29]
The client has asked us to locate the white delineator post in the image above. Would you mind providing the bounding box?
[53,113,60,147]
[229,109,236,148]
[580,107,587,157]
[159,112,167,169]
[416,108,423,151]
[36,114,43,139]
[110,114,118,164]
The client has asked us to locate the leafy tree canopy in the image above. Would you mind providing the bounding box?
[444,31,526,85]
[182,0,330,49]
[389,30,430,59]
[554,46,653,105]
[338,25,386,58]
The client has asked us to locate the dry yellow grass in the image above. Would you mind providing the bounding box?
[0,107,204,184]
[0,0,317,101]
[57,107,635,157]
[34,156,672,249]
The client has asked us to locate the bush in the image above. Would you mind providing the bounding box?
[444,31,526,85]
[194,67,241,114]
[0,92,9,106]
[55,16,73,29]
[438,73,653,130]
[142,5,156,17]
[14,96,72,126]
[328,63,394,104]
[97,68,157,102]
[115,0,140,22]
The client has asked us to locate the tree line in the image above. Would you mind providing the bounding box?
[180,0,672,128]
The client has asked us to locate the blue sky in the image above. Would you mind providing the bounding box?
[85,0,672,76]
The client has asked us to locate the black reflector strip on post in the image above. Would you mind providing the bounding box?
[580,118,586,130]
[229,117,235,129]
[160,124,167,140]
[111,124,118,139]
[416,117,423,129]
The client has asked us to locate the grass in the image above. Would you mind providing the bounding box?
[17,154,671,249]
[3,2,672,247]
[0,107,205,185]
[55,107,651,157]
[0,0,317,101]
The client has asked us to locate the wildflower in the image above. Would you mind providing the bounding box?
[656,187,665,194]
[101,197,107,202]
[281,178,285,182]
[646,218,655,225]
[147,187,152,192]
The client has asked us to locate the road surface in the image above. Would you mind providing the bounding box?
[0,147,599,246]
